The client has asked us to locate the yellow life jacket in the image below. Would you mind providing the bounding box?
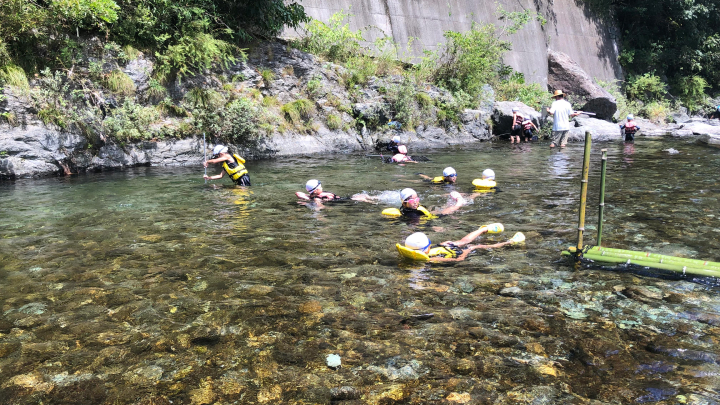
[431,176,447,184]
[427,245,460,258]
[382,205,436,219]
[395,243,461,261]
[472,178,496,190]
[222,153,248,181]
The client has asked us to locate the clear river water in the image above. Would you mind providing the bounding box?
[1,138,720,404]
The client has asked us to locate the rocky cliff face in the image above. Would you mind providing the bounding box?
[284,0,623,86]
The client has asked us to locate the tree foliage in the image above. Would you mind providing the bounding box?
[0,0,308,73]
[586,0,720,95]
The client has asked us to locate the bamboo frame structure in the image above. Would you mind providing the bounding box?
[597,149,607,246]
[576,131,592,250]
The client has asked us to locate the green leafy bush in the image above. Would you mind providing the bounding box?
[103,99,161,141]
[431,22,510,97]
[306,77,322,97]
[155,33,240,83]
[496,72,553,110]
[294,11,362,62]
[675,75,709,113]
[626,73,667,103]
[201,98,261,145]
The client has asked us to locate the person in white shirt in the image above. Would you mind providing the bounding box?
[546,90,580,148]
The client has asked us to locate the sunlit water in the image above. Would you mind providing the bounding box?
[1,138,720,404]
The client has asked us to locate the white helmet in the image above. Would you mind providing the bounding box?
[405,232,430,250]
[398,145,408,154]
[400,188,417,202]
[512,108,519,112]
[627,114,634,120]
[482,169,495,180]
[392,135,401,143]
[443,167,456,177]
[305,179,321,192]
[212,145,228,155]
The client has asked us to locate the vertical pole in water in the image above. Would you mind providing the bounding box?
[597,149,608,246]
[203,132,207,184]
[577,131,592,251]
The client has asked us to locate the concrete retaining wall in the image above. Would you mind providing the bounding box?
[284,0,623,86]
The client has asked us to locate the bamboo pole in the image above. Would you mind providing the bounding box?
[577,131,592,251]
[597,149,607,246]
[582,252,720,278]
[588,246,720,270]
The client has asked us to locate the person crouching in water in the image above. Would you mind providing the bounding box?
[387,135,403,154]
[418,167,457,184]
[521,119,539,142]
[296,179,342,201]
[390,145,415,163]
[619,114,640,142]
[204,145,251,186]
[399,227,525,262]
[511,108,523,144]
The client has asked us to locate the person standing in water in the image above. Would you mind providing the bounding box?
[547,90,580,148]
[619,114,640,142]
[203,145,251,186]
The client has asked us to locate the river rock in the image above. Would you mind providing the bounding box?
[699,134,720,147]
[567,116,622,141]
[492,101,541,135]
[681,122,720,136]
[548,50,617,120]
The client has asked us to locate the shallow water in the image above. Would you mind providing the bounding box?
[1,138,720,404]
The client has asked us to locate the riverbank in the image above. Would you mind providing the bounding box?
[2,39,720,180]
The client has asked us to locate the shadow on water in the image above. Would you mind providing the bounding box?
[1,138,720,403]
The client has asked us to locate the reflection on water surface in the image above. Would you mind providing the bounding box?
[1,138,720,404]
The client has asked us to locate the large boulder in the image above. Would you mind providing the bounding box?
[491,101,541,135]
[567,116,622,142]
[548,50,617,120]
[681,122,720,136]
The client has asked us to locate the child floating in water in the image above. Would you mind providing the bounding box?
[397,225,525,262]
[472,169,496,191]
[418,167,457,184]
[296,179,342,201]
[381,188,466,220]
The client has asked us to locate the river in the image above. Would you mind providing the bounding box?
[1,138,719,404]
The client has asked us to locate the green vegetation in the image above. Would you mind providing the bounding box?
[326,113,342,130]
[580,0,719,113]
[0,65,29,91]
[281,99,315,129]
[0,0,307,74]
[496,72,553,110]
[259,68,275,85]
[105,70,135,95]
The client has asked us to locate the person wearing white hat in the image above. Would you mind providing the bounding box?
[296,179,342,201]
[203,144,251,186]
[399,225,525,262]
[511,107,524,144]
[382,188,465,220]
[384,134,405,154]
[619,114,640,142]
[418,166,457,184]
[547,90,580,148]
